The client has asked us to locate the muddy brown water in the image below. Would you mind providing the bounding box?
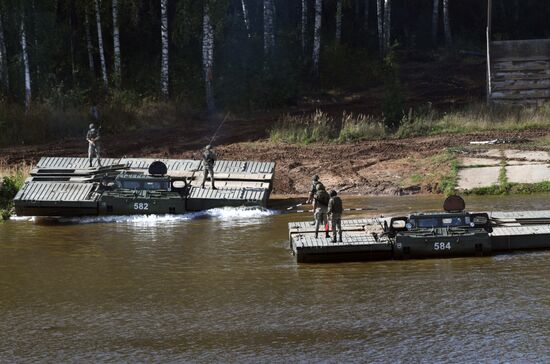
[1,195,549,363]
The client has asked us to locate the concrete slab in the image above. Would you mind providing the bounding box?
[476,149,503,159]
[506,165,550,184]
[507,160,546,166]
[504,150,550,162]
[460,157,501,167]
[458,166,500,190]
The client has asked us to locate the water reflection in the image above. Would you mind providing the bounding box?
[0,194,549,362]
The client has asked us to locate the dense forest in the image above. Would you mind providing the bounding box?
[0,0,549,125]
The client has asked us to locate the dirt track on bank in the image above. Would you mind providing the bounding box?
[2,124,548,195]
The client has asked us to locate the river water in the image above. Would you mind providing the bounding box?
[0,194,549,363]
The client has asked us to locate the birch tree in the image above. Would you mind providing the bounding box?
[376,0,384,55]
[301,0,307,54]
[240,0,251,38]
[383,0,391,52]
[94,0,108,89]
[112,0,121,86]
[263,0,275,56]
[84,8,95,76]
[0,13,8,92]
[20,16,31,111]
[312,0,322,75]
[160,0,169,99]
[335,0,342,44]
[431,0,439,45]
[202,2,215,113]
[443,0,452,47]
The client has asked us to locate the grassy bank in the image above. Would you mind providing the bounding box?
[269,104,550,144]
[0,163,28,220]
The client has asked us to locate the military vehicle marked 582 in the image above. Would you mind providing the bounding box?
[14,156,275,217]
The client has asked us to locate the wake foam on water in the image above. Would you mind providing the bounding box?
[20,206,278,225]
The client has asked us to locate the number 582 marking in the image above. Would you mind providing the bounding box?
[434,242,451,250]
[133,202,149,211]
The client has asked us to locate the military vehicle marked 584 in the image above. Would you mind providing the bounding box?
[289,196,550,263]
[14,156,275,217]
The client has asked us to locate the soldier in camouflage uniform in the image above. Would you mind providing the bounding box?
[306,175,320,203]
[86,123,102,168]
[328,190,343,242]
[313,183,330,239]
[201,144,217,189]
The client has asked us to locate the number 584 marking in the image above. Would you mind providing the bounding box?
[434,242,451,250]
[134,202,149,211]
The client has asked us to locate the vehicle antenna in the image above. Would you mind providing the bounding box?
[208,112,230,147]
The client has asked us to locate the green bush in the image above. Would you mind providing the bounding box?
[0,173,25,219]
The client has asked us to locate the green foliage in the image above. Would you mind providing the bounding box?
[381,49,405,131]
[320,45,382,90]
[0,172,25,219]
[466,182,550,196]
[433,150,459,196]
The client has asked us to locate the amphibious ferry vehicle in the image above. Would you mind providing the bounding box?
[14,157,274,217]
[289,196,550,263]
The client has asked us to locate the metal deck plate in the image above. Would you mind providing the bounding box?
[15,182,97,202]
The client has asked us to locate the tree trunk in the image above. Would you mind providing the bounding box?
[431,0,439,45]
[312,0,322,75]
[160,0,169,100]
[69,0,76,86]
[263,0,275,56]
[301,0,307,54]
[94,0,108,89]
[364,0,370,33]
[383,0,391,52]
[376,0,384,56]
[240,0,251,38]
[443,0,452,47]
[84,8,95,76]
[20,17,31,112]
[202,3,215,114]
[335,0,342,44]
[0,14,9,92]
[112,0,121,86]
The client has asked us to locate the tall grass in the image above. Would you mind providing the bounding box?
[270,111,386,144]
[396,103,550,138]
[270,104,550,145]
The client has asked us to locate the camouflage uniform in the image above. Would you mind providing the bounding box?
[86,125,101,167]
[313,184,329,238]
[328,194,343,242]
[201,146,217,189]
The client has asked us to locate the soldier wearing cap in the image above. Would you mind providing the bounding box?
[201,144,217,189]
[86,123,102,168]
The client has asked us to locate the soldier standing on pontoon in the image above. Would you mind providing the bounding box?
[201,144,217,189]
[328,189,343,243]
[86,123,102,168]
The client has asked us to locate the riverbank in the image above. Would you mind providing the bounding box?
[2,129,549,199]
